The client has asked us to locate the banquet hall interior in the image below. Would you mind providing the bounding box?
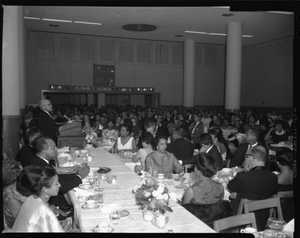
[1,2,297,235]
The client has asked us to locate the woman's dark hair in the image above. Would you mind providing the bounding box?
[195,153,218,178]
[276,148,293,169]
[121,123,133,134]
[141,132,156,150]
[37,167,57,196]
[16,165,43,197]
[275,120,288,130]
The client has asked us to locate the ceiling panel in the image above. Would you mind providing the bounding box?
[23,6,294,45]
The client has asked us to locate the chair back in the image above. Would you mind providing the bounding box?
[213,212,257,233]
[184,164,194,173]
[237,198,252,215]
[243,197,283,220]
[276,191,293,199]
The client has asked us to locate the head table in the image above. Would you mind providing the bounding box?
[58,146,217,233]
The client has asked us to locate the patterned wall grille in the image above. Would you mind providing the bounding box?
[118,40,134,63]
[36,33,55,59]
[80,37,96,61]
[195,45,202,66]
[204,46,217,67]
[172,44,183,65]
[99,39,115,62]
[59,36,76,60]
[136,41,152,64]
[155,43,169,65]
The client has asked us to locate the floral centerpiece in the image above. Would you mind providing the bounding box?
[132,176,173,215]
[84,128,98,148]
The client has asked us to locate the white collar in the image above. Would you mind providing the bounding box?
[206,144,214,153]
[36,155,49,164]
[42,110,52,117]
[275,130,285,135]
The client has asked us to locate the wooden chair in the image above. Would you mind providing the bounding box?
[184,164,194,173]
[213,212,257,233]
[276,191,293,199]
[243,197,283,220]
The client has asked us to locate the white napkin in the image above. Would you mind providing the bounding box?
[124,162,141,172]
[283,219,294,236]
[100,202,123,213]
[73,187,95,197]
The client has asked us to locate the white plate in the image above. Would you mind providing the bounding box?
[79,185,94,190]
[93,226,114,233]
[82,204,100,210]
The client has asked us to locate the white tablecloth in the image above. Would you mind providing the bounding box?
[65,146,216,233]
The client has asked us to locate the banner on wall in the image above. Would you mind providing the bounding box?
[93,65,115,86]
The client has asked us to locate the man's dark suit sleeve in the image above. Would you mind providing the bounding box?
[58,174,81,194]
[182,155,197,165]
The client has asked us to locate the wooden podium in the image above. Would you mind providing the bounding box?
[57,121,85,149]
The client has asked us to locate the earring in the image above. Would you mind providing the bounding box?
[44,194,49,200]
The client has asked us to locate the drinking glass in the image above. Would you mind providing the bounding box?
[110,210,121,225]
[267,218,286,235]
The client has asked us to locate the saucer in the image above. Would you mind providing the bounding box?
[174,184,188,189]
[93,226,114,233]
[82,204,100,210]
[79,185,94,190]
[119,209,130,217]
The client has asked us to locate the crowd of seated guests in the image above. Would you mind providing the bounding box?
[12,103,293,231]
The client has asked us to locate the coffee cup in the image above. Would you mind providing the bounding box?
[98,222,110,232]
[240,227,257,233]
[79,182,90,189]
[157,173,164,179]
[85,200,97,209]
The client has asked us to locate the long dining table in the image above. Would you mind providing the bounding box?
[58,146,217,233]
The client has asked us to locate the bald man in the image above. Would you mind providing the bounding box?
[37,99,61,144]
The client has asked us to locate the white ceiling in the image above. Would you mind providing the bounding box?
[23,6,295,46]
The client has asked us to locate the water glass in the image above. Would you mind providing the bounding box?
[110,210,121,225]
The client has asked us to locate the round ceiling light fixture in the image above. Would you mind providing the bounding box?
[122,24,157,32]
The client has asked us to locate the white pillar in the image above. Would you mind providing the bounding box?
[18,7,26,111]
[225,22,242,114]
[183,39,195,108]
[3,6,21,115]
[2,6,23,158]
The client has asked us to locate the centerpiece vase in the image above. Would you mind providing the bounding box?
[143,208,154,222]
[86,144,93,148]
[151,211,169,229]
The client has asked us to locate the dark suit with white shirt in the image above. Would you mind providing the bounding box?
[37,110,61,144]
[166,138,195,163]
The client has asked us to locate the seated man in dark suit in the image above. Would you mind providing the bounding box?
[156,113,169,137]
[182,133,223,172]
[166,127,194,166]
[188,114,204,150]
[15,128,42,168]
[29,136,90,209]
[229,128,269,170]
[227,145,278,231]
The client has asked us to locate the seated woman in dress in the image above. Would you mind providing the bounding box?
[264,120,292,145]
[111,123,138,154]
[144,136,184,179]
[132,132,155,173]
[274,148,294,223]
[275,148,293,188]
[81,113,91,132]
[181,153,231,228]
[3,165,68,231]
[12,166,65,232]
[101,119,119,144]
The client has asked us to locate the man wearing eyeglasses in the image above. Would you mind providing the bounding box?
[227,145,278,231]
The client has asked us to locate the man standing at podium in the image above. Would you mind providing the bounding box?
[37,99,61,144]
